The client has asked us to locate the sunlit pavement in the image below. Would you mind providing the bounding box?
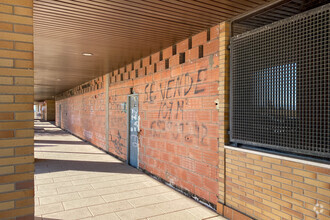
[34,121,224,220]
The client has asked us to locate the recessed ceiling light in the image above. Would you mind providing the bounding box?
[82,52,93,56]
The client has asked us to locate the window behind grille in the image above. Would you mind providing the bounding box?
[230,4,329,159]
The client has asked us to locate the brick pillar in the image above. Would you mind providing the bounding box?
[44,100,55,121]
[0,0,34,219]
[217,21,230,211]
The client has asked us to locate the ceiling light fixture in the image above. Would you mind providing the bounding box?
[82,52,93,56]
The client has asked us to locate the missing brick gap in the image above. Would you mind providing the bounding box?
[145,66,147,75]
[179,52,185,64]
[159,51,163,61]
[120,74,123,81]
[140,60,142,68]
[154,63,157,73]
[165,59,169,69]
[172,45,177,55]
[188,37,192,49]
[149,56,152,65]
[131,62,134,70]
[207,28,211,41]
[199,45,204,58]
[135,69,138,78]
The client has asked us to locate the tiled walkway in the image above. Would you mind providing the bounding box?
[34,121,224,220]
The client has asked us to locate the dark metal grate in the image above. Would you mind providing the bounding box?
[230,4,329,159]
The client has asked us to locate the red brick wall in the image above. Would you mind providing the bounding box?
[56,25,221,205]
[56,76,106,150]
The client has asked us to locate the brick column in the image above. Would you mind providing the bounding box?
[0,0,34,219]
[217,21,230,211]
[44,100,55,121]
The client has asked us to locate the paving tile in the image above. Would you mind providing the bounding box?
[148,210,198,220]
[34,178,54,185]
[34,202,64,216]
[154,198,200,213]
[135,185,171,196]
[52,172,104,183]
[35,171,68,180]
[186,206,219,219]
[42,207,92,219]
[91,176,147,189]
[34,121,224,220]
[102,190,143,203]
[115,204,165,220]
[79,181,155,198]
[35,197,40,206]
[37,181,73,190]
[161,191,185,200]
[63,196,105,210]
[57,183,94,194]
[82,212,120,220]
[35,188,58,197]
[72,173,132,186]
[39,192,81,205]
[128,193,172,208]
[142,179,161,187]
[206,216,227,220]
[88,200,134,216]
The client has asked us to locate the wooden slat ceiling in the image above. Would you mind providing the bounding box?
[232,0,329,35]
[34,0,272,101]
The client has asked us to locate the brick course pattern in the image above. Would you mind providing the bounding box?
[224,149,329,220]
[55,20,330,220]
[0,0,34,219]
[56,25,221,205]
[56,76,106,149]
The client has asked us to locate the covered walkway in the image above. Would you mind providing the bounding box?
[34,121,223,220]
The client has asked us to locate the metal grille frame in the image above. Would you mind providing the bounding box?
[230,4,329,159]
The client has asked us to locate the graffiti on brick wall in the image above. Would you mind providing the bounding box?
[145,68,209,145]
[82,93,105,112]
[110,131,125,156]
[109,95,127,114]
[144,69,207,104]
[109,95,127,129]
[150,121,208,145]
[83,129,93,140]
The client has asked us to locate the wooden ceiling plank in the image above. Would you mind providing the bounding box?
[33,14,190,43]
[97,0,224,24]
[34,2,207,32]
[33,10,195,39]
[47,0,222,28]
[192,0,253,12]
[88,0,231,20]
[36,0,221,27]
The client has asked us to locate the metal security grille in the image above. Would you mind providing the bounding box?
[230,4,329,159]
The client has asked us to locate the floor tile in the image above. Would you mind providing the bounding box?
[115,204,165,220]
[42,207,92,219]
[82,212,120,220]
[34,121,223,220]
[39,192,81,205]
[34,202,64,216]
[63,196,105,210]
[88,200,134,216]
